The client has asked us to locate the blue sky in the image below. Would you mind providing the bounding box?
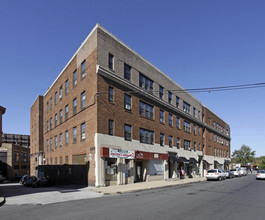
[1,0,265,156]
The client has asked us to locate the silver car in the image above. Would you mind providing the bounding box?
[206,169,226,181]
[230,168,241,177]
[256,170,265,180]
[239,167,247,176]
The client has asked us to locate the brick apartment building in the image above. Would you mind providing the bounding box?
[30,24,231,186]
[2,133,30,148]
[0,105,6,147]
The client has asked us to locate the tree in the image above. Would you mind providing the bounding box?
[231,145,256,165]
[259,158,265,170]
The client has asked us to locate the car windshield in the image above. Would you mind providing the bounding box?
[207,170,217,173]
[258,170,265,173]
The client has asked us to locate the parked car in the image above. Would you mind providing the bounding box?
[256,170,265,180]
[24,176,38,187]
[239,167,247,176]
[230,168,241,177]
[19,175,30,185]
[206,169,226,181]
[0,174,6,183]
[32,176,51,188]
[225,171,235,179]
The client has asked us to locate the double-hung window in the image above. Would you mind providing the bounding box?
[50,98,52,110]
[59,86,63,100]
[176,96,179,108]
[109,120,114,136]
[73,70,77,87]
[65,130,69,145]
[140,128,154,144]
[55,114,57,127]
[81,123,86,141]
[124,63,131,81]
[59,110,63,124]
[168,91,172,104]
[159,86,164,99]
[193,125,196,135]
[139,73,153,94]
[65,105,68,120]
[169,114,173,126]
[73,98,77,115]
[59,133,62,146]
[160,133,165,146]
[124,94,131,110]
[55,92,58,105]
[109,53,114,70]
[124,124,132,141]
[183,121,191,132]
[160,110,164,123]
[139,101,153,119]
[81,60,86,79]
[50,138,53,151]
[108,86,114,102]
[55,136,58,149]
[81,91,86,109]
[50,118,52,130]
[183,101,190,114]
[169,136,173,148]
[177,138,181,149]
[184,140,191,151]
[65,80,69,95]
[73,127,77,143]
[176,117,180,129]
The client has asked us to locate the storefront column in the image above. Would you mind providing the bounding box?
[199,160,203,177]
[95,157,105,187]
[117,158,125,185]
[164,160,169,180]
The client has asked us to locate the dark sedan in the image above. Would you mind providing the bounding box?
[225,171,235,179]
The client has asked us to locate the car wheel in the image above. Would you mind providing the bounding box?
[218,176,222,181]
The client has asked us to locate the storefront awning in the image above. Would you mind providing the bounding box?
[203,160,210,165]
[214,160,223,166]
[190,157,198,164]
[178,157,189,163]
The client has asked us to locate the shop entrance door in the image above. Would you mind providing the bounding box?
[136,161,143,182]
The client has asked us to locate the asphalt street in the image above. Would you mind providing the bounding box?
[1,174,265,220]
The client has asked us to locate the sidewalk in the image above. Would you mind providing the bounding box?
[91,176,207,194]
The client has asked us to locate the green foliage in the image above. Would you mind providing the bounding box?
[259,158,265,170]
[231,145,256,165]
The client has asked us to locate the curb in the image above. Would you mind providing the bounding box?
[0,196,5,207]
[94,178,206,195]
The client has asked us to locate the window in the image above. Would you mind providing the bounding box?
[159,86,164,99]
[73,127,77,143]
[109,120,114,136]
[50,138,53,151]
[169,136,173,148]
[160,110,164,123]
[177,138,181,149]
[198,127,201,135]
[73,70,77,87]
[139,101,153,119]
[109,53,114,70]
[139,73,153,94]
[65,80,69,94]
[124,63,131,81]
[65,130,69,145]
[198,110,201,120]
[140,128,154,144]
[59,110,63,124]
[55,136,58,149]
[108,86,114,102]
[47,102,49,113]
[46,120,49,132]
[50,98,52,110]
[65,105,69,120]
[183,121,191,132]
[59,133,62,146]
[193,125,196,135]
[55,92,58,105]
[213,121,215,128]
[168,91,172,104]
[176,117,180,129]
[169,114,173,126]
[81,60,86,79]
[60,156,63,165]
[214,134,216,142]
[160,133,165,146]
[194,142,196,151]
[183,101,190,114]
[81,91,86,109]
[46,140,49,152]
[59,86,63,100]
[193,107,196,117]
[124,124,132,141]
[81,123,86,141]
[50,118,53,130]
[55,114,57,127]
[55,157,57,165]
[124,94,131,110]
[65,156,68,164]
[73,98,77,115]
[176,96,179,108]
[184,140,191,151]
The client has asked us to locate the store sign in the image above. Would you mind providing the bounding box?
[109,149,135,159]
